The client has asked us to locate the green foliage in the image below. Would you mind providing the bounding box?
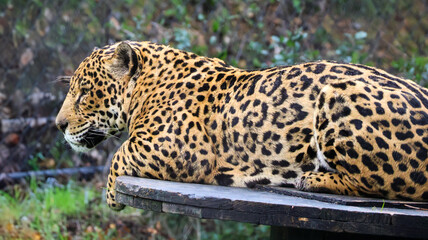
[0,180,91,238]
[335,31,370,64]
[49,140,72,168]
[292,0,303,14]
[245,28,313,68]
[329,0,401,17]
[270,29,309,65]
[0,180,143,239]
[173,28,192,51]
[200,220,269,240]
[163,0,190,24]
[28,153,44,171]
[392,57,428,87]
[151,213,269,240]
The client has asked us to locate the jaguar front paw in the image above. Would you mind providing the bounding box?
[106,188,125,211]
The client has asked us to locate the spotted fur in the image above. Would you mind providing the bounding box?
[56,41,428,210]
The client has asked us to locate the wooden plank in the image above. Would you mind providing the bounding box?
[115,194,162,212]
[133,198,162,212]
[199,208,421,237]
[115,178,234,209]
[260,185,428,209]
[115,176,428,218]
[115,176,428,238]
[162,203,202,218]
[116,192,426,239]
[116,191,133,206]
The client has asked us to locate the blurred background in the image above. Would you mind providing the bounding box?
[1,0,428,239]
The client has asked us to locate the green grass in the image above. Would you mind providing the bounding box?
[2,180,114,239]
[0,179,144,239]
[0,179,269,239]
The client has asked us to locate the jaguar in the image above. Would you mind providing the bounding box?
[56,41,428,210]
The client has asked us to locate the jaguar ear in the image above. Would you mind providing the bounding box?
[109,42,139,79]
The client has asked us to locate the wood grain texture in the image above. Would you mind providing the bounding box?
[115,176,428,239]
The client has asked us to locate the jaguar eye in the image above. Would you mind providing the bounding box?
[77,88,90,104]
[81,88,90,95]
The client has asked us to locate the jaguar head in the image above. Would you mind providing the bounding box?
[56,42,140,152]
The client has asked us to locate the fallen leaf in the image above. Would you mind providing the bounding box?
[86,226,94,233]
[4,133,19,146]
[39,157,56,168]
[6,223,15,233]
[19,48,34,68]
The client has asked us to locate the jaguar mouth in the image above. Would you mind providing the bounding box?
[79,127,107,149]
[64,127,107,152]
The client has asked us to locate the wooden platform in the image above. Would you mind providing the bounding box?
[115,176,428,239]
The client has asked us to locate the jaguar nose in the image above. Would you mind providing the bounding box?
[56,119,69,133]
